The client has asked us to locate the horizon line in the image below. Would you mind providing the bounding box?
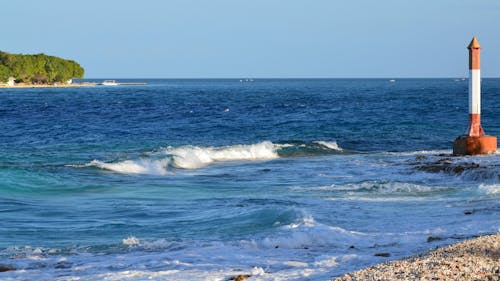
[78,77,499,80]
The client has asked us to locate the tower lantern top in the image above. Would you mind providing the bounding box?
[468,37,481,49]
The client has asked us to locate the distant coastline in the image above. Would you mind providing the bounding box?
[0,51,85,87]
[0,82,96,89]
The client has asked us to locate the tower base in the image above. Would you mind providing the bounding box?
[453,135,497,156]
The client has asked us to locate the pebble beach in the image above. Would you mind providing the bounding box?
[334,233,500,281]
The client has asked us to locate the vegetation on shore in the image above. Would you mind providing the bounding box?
[0,51,84,84]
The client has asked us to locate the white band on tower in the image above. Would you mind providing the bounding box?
[469,69,481,114]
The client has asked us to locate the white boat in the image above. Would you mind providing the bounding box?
[102,80,119,86]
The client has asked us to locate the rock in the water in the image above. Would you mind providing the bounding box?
[415,155,426,161]
[374,252,391,257]
[411,155,498,179]
[55,261,73,269]
[427,236,443,243]
[227,275,251,281]
[0,265,16,272]
[464,210,474,215]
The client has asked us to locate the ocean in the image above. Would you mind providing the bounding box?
[0,79,499,280]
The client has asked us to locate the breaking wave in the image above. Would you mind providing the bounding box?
[83,140,343,175]
[167,141,279,169]
[313,141,343,151]
[90,159,171,175]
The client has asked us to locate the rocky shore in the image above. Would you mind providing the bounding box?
[334,233,499,281]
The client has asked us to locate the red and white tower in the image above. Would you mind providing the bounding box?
[453,37,497,155]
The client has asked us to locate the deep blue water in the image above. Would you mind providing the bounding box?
[0,79,499,280]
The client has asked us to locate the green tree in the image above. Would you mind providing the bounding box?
[0,51,84,84]
[0,64,12,82]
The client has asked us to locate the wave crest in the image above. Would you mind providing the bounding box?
[90,159,171,175]
[313,141,343,151]
[167,141,279,169]
[82,140,343,175]
[87,141,279,175]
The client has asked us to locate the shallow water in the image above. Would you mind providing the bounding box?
[0,79,499,280]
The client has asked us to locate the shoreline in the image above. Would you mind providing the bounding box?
[334,232,499,280]
[0,83,97,89]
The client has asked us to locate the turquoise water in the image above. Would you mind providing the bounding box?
[1,79,499,280]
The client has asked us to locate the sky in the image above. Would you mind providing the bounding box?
[2,0,500,78]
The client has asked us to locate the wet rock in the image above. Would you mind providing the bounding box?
[0,265,16,272]
[427,236,443,243]
[55,261,73,269]
[464,210,474,215]
[227,274,251,281]
[349,245,356,249]
[412,156,487,176]
[374,252,391,257]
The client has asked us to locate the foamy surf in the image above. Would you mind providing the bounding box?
[89,159,171,175]
[87,141,280,174]
[479,184,500,195]
[0,214,401,281]
[384,149,451,156]
[259,215,367,249]
[165,141,279,169]
[313,141,343,151]
[82,140,345,174]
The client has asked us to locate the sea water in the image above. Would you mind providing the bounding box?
[0,79,499,280]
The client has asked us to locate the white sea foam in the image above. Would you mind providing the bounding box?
[90,159,171,175]
[3,224,482,281]
[283,260,308,267]
[260,216,367,249]
[314,140,343,151]
[479,184,500,195]
[87,141,280,174]
[293,181,450,195]
[80,140,346,175]
[385,149,451,156]
[166,141,279,169]
[313,256,338,267]
[122,236,140,246]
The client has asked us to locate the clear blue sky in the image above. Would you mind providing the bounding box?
[3,0,500,78]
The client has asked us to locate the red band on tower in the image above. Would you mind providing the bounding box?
[467,114,483,137]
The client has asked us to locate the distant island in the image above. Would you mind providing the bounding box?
[0,51,84,87]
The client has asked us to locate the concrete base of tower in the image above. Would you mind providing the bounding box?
[453,135,497,156]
